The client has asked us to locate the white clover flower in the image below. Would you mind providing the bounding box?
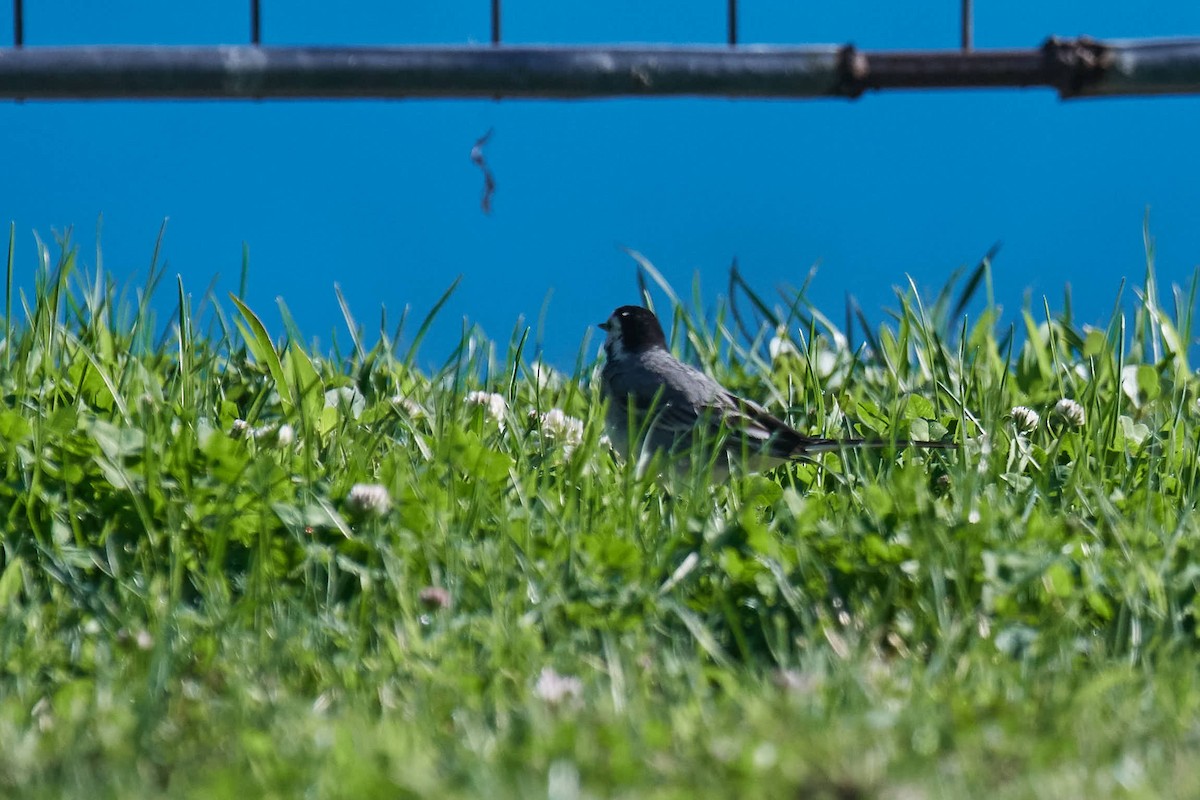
[1010,406,1040,434]
[1052,398,1086,429]
[230,419,251,438]
[418,586,452,611]
[768,327,799,362]
[249,422,295,448]
[346,483,392,516]
[466,391,508,424]
[274,424,295,447]
[534,667,583,707]
[530,360,564,390]
[325,386,367,419]
[391,395,427,420]
[813,350,839,379]
[536,408,585,453]
[1118,367,1137,407]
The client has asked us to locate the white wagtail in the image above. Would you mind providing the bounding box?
[598,305,953,476]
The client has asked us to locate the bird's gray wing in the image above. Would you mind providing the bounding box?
[618,379,794,454]
[604,355,719,445]
[606,380,708,441]
[643,389,841,462]
[607,352,857,460]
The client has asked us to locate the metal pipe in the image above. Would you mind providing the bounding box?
[857,49,1045,90]
[0,45,848,99]
[0,38,1196,101]
[1075,38,1200,96]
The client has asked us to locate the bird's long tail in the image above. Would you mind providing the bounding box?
[781,434,956,458]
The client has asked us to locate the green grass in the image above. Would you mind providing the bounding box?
[2,226,1200,798]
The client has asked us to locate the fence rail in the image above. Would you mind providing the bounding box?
[0,38,1198,100]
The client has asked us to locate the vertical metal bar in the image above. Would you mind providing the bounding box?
[14,0,24,47]
[727,0,738,46]
[844,293,854,353]
[961,0,973,52]
[251,0,261,45]
[491,0,501,45]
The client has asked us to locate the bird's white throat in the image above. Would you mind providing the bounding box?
[604,329,627,361]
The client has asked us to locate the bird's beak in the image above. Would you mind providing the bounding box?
[598,320,611,331]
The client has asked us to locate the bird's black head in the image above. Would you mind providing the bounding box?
[599,305,667,356]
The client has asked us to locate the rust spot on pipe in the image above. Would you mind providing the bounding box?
[837,45,868,98]
[1043,36,1113,97]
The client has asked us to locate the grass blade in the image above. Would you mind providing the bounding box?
[403,276,461,369]
[230,292,293,411]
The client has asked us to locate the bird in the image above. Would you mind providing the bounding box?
[598,304,954,476]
